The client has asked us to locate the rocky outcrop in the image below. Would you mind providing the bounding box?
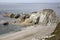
[37,9,58,25]
[3,13,15,18]
[12,9,58,26]
[12,13,31,26]
[2,9,58,26]
[52,22,60,34]
[0,9,60,40]
[27,9,58,26]
[12,13,40,26]
[29,13,40,24]
[18,18,33,26]
[21,13,30,19]
[32,11,37,13]
[3,13,21,19]
[14,14,20,19]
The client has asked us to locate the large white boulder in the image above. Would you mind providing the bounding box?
[29,13,40,24]
[37,9,58,25]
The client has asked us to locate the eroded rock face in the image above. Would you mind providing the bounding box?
[0,20,9,26]
[19,12,40,26]
[18,13,31,22]
[12,9,58,26]
[19,18,33,26]
[32,11,38,13]
[22,13,30,19]
[3,13,15,18]
[28,9,56,25]
[52,22,60,34]
[14,14,20,19]
[28,9,58,26]
[38,9,58,25]
[29,13,40,24]
[12,13,31,25]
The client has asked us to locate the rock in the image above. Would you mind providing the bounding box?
[52,22,60,34]
[14,14,20,19]
[3,22,9,26]
[32,11,37,13]
[10,14,15,18]
[18,18,33,26]
[12,18,33,26]
[22,13,30,19]
[17,13,31,22]
[29,9,58,26]
[19,16,26,22]
[21,12,39,25]
[12,9,58,26]
[29,13,40,24]
[13,18,24,24]
[38,9,57,25]
[23,18,32,23]
[0,20,9,26]
[3,13,15,18]
[13,16,25,24]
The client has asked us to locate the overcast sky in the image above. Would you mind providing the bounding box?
[0,0,60,3]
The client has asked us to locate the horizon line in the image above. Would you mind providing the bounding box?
[0,2,60,3]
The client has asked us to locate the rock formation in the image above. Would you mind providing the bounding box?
[26,9,58,26]
[11,9,58,26]
[0,9,60,40]
[2,9,59,26]
[0,20,9,26]
[14,14,20,19]
[3,13,21,19]
[3,13,15,18]
[37,9,58,25]
[29,13,40,24]
[32,11,37,13]
[21,13,30,19]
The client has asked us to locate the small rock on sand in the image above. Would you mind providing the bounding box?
[0,20,9,26]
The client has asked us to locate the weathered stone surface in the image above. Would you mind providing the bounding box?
[17,13,31,23]
[12,18,33,26]
[3,13,15,18]
[38,9,57,25]
[12,9,58,26]
[0,20,9,26]
[13,18,24,24]
[52,22,60,34]
[32,11,37,13]
[17,13,40,26]
[14,14,20,19]
[27,9,58,26]
[0,9,60,40]
[29,13,40,24]
[22,13,30,19]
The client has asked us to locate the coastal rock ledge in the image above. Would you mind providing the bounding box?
[12,9,59,26]
[0,9,60,40]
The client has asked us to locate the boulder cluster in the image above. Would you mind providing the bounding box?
[1,9,59,26]
[0,9,60,40]
[3,13,20,18]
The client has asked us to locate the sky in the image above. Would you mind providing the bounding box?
[0,0,60,3]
